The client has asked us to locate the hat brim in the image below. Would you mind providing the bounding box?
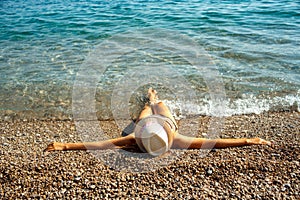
[135,115,174,156]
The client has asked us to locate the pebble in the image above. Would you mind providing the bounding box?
[2,142,9,146]
[89,185,96,189]
[206,168,213,175]
[0,112,299,199]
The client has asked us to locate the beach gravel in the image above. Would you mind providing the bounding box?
[0,111,299,199]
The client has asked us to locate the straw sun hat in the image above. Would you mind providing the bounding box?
[135,115,171,156]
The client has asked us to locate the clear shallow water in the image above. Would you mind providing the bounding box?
[0,0,299,120]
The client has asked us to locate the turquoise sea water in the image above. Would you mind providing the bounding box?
[0,0,299,120]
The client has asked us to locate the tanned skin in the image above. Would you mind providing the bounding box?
[45,88,271,153]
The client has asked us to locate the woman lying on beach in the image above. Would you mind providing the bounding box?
[45,88,271,156]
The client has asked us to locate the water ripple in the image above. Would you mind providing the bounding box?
[0,0,299,119]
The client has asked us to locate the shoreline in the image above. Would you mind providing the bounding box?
[1,111,299,199]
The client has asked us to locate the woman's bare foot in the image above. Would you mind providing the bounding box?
[148,87,158,104]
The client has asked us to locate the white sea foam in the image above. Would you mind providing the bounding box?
[164,93,300,118]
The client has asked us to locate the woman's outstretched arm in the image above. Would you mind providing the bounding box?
[44,134,136,151]
[172,134,271,149]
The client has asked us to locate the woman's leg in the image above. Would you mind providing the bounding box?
[145,88,177,125]
[136,104,152,121]
[45,88,158,152]
[151,102,177,124]
[136,88,157,121]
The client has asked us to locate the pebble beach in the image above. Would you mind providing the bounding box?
[1,1,300,199]
[0,111,299,199]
